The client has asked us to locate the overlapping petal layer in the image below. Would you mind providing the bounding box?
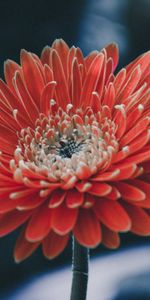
[0,39,149,262]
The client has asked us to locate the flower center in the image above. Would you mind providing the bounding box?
[12,104,119,183]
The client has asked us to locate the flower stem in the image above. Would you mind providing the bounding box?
[71,236,89,300]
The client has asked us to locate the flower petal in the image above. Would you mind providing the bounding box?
[93,199,131,232]
[51,203,78,235]
[25,205,52,242]
[21,49,45,105]
[42,231,69,259]
[74,209,101,247]
[0,210,32,237]
[66,189,84,208]
[102,225,120,249]
[123,203,150,236]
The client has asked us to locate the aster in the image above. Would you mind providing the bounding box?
[0,39,150,299]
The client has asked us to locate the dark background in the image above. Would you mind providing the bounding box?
[0,0,150,298]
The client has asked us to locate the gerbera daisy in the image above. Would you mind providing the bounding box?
[0,39,150,265]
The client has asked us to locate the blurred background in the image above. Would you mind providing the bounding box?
[0,0,150,299]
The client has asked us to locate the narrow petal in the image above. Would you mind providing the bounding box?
[52,39,69,77]
[42,231,69,259]
[71,58,82,108]
[74,209,101,247]
[21,49,45,105]
[41,46,51,65]
[4,59,22,94]
[80,53,104,107]
[51,49,69,108]
[120,117,149,147]
[105,43,119,70]
[40,81,57,115]
[93,199,131,232]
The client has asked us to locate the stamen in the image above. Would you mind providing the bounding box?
[13,105,119,182]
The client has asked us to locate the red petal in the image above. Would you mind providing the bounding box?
[128,130,150,156]
[114,68,126,95]
[49,189,66,208]
[113,105,126,139]
[41,46,51,65]
[14,71,39,120]
[102,82,115,110]
[122,203,150,235]
[93,199,131,232]
[51,49,69,108]
[120,117,149,147]
[124,148,150,165]
[106,186,121,200]
[80,53,104,107]
[71,58,82,108]
[21,49,45,105]
[66,189,84,208]
[40,81,56,114]
[88,182,112,196]
[42,231,69,259]
[4,59,22,94]
[117,65,141,101]
[111,164,137,181]
[91,169,120,182]
[17,193,46,211]
[25,205,52,242]
[114,182,146,201]
[85,51,99,70]
[51,203,78,235]
[0,210,32,237]
[102,225,120,249]
[14,229,39,263]
[105,43,119,70]
[52,39,69,77]
[74,209,101,247]
[127,180,150,208]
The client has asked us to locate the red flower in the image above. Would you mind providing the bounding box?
[0,39,150,262]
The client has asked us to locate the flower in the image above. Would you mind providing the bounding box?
[0,39,150,262]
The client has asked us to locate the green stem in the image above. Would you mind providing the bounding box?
[71,236,89,300]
